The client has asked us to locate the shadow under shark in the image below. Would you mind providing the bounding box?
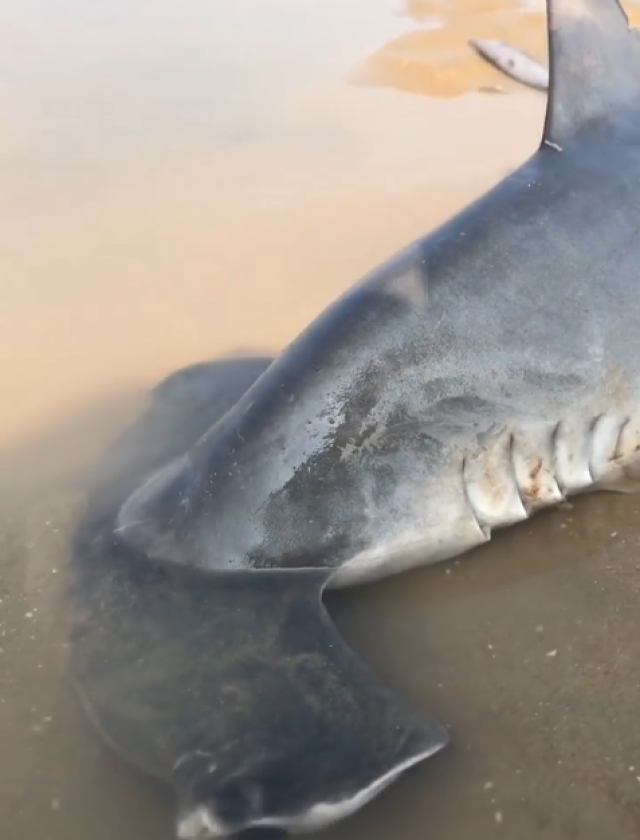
[71,0,640,835]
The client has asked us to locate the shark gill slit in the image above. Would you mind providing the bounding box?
[549,420,567,495]
[509,428,534,515]
[614,417,629,461]
[588,413,607,483]
[460,454,490,539]
[507,429,537,514]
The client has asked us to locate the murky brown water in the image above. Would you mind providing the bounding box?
[3,0,640,838]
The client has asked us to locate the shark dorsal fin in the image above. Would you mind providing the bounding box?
[543,0,640,147]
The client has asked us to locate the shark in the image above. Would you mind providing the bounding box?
[118,0,640,592]
[72,0,640,836]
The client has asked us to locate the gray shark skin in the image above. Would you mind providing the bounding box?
[117,0,640,590]
[70,356,449,840]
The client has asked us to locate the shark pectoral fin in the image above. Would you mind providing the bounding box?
[115,455,195,564]
[306,581,451,811]
[169,570,450,837]
[543,0,640,147]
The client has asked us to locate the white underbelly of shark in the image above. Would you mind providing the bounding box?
[331,410,640,588]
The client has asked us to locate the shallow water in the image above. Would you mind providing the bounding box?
[3,0,640,838]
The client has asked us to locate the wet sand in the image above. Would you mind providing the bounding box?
[2,0,640,838]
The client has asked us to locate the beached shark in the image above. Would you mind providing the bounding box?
[118,0,640,592]
[72,0,640,835]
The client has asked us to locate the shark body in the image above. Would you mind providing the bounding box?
[119,0,640,590]
[72,0,640,836]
